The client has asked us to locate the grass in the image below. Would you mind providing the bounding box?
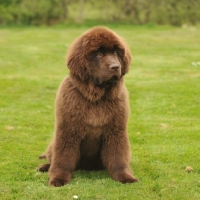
[0,24,200,199]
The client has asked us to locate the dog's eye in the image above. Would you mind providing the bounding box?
[96,52,103,57]
[113,51,118,55]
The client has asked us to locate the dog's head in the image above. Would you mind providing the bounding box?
[67,27,131,86]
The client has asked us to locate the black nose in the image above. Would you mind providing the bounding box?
[110,63,119,70]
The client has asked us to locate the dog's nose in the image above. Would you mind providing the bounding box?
[110,63,119,71]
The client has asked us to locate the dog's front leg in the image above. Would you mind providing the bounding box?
[101,132,139,184]
[48,130,81,187]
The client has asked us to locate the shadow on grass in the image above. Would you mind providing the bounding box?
[73,169,109,181]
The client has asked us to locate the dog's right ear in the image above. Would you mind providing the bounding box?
[66,37,89,81]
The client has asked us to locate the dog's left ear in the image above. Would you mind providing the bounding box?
[121,42,131,75]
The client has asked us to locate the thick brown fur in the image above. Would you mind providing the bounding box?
[37,26,139,187]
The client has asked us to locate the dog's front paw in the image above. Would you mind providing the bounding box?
[113,171,139,184]
[49,178,69,187]
[119,173,139,183]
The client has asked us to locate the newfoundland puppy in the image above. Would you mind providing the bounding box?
[37,26,139,187]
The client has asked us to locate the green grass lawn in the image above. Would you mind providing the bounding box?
[0,25,200,199]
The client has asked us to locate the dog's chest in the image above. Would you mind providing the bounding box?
[83,101,113,127]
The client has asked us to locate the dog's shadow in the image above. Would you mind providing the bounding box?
[73,169,110,182]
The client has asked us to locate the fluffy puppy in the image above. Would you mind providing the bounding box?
[38,26,139,187]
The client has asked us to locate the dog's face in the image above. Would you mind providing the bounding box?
[86,46,123,86]
[67,27,131,86]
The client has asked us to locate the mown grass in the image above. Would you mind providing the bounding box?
[0,25,200,199]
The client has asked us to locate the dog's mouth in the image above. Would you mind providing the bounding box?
[94,75,120,87]
[108,75,119,83]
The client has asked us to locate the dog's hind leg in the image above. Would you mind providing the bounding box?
[37,163,50,172]
[39,153,46,159]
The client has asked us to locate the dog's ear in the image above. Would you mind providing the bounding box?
[120,40,131,75]
[66,37,89,80]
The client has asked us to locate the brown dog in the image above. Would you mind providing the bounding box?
[37,26,139,187]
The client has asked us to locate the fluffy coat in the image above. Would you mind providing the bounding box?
[37,26,139,187]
